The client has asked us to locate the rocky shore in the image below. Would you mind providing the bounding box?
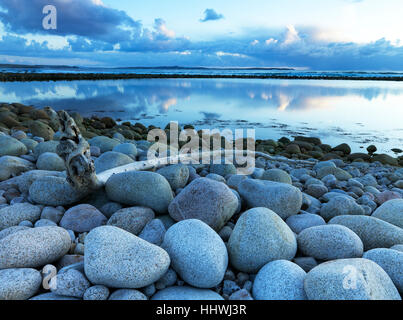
[0,102,402,300]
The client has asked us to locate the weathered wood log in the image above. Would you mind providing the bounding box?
[55,109,316,189]
[56,110,102,192]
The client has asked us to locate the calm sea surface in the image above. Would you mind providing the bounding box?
[0,78,402,154]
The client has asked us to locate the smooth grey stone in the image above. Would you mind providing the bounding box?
[138,219,166,246]
[109,289,147,300]
[107,206,155,235]
[84,226,170,288]
[151,286,224,300]
[0,203,41,230]
[262,169,292,184]
[157,164,190,190]
[209,164,236,177]
[253,260,307,300]
[0,135,27,157]
[372,199,403,228]
[88,136,120,153]
[286,213,326,234]
[293,257,318,272]
[304,258,401,300]
[320,196,365,221]
[83,285,110,300]
[297,225,363,260]
[105,171,173,214]
[0,156,34,182]
[112,143,138,159]
[0,225,29,240]
[36,152,65,171]
[238,179,302,220]
[329,215,403,250]
[228,207,297,273]
[0,268,42,300]
[94,151,134,174]
[162,219,228,288]
[60,204,107,232]
[168,178,238,231]
[0,226,71,269]
[50,269,90,298]
[363,248,403,292]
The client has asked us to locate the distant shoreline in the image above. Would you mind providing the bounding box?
[2,72,403,82]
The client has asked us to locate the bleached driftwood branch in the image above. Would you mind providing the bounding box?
[55,109,316,189]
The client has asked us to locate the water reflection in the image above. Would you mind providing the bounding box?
[0,78,402,154]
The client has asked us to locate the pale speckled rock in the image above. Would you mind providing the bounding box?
[112,143,138,159]
[316,166,352,181]
[84,226,170,288]
[105,171,173,214]
[157,164,189,190]
[372,199,403,228]
[109,289,147,300]
[83,285,110,300]
[60,204,107,232]
[36,152,65,171]
[363,248,403,292]
[0,225,29,240]
[0,268,42,300]
[228,207,297,273]
[285,213,326,234]
[297,225,363,260]
[209,163,236,177]
[50,269,90,298]
[29,292,79,300]
[262,169,292,184]
[88,136,120,153]
[33,141,59,159]
[0,135,27,157]
[304,258,401,300]
[168,178,238,231]
[227,175,248,191]
[29,175,84,206]
[238,179,302,220]
[252,260,307,300]
[162,219,228,288]
[320,196,365,221]
[329,215,403,250]
[0,203,41,230]
[138,219,166,246]
[151,286,224,300]
[107,206,155,235]
[0,226,71,269]
[94,151,134,173]
[0,156,35,182]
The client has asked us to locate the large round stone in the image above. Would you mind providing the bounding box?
[157,164,190,190]
[329,215,403,250]
[107,206,155,235]
[261,169,292,184]
[0,226,71,269]
[363,248,403,293]
[252,260,307,300]
[162,219,228,288]
[0,268,42,300]
[88,136,120,153]
[60,204,107,232]
[320,196,365,221]
[0,203,41,231]
[84,226,170,288]
[228,207,297,273]
[0,135,27,156]
[0,156,35,182]
[112,143,138,160]
[285,213,326,234]
[151,286,224,300]
[297,225,364,260]
[238,179,302,220]
[372,199,403,228]
[168,178,238,231]
[105,171,173,214]
[29,175,84,206]
[36,152,66,171]
[94,151,134,173]
[304,258,401,300]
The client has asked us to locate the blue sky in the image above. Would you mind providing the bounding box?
[0,0,403,70]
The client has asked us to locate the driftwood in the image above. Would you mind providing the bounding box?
[56,110,101,191]
[56,110,317,190]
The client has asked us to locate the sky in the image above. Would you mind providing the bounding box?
[0,0,403,70]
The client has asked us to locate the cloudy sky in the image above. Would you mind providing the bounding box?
[0,0,403,70]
